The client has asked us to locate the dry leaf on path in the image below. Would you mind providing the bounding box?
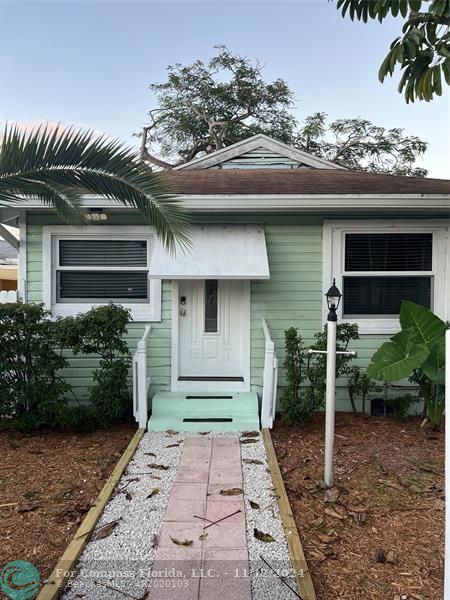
[254,528,276,543]
[249,500,260,509]
[93,520,119,541]
[243,458,263,465]
[170,537,193,547]
[219,487,243,496]
[241,431,259,438]
[148,463,170,471]
[147,488,160,499]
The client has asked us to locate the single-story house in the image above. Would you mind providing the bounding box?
[1,135,449,430]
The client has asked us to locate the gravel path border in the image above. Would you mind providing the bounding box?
[62,431,299,600]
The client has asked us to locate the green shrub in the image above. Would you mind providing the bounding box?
[280,328,310,424]
[367,301,447,427]
[67,304,132,426]
[281,323,359,424]
[0,302,70,429]
[348,366,375,415]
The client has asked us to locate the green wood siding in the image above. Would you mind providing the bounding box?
[25,213,388,410]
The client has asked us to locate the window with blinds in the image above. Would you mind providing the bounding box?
[56,239,149,303]
[343,233,433,317]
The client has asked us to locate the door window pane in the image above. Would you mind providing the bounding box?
[204,280,218,332]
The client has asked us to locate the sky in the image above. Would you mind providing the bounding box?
[1,0,449,178]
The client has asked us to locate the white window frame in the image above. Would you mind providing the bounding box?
[43,226,161,322]
[323,219,449,334]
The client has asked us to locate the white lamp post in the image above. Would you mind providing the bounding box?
[323,279,342,488]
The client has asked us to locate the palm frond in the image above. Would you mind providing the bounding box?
[0,124,190,251]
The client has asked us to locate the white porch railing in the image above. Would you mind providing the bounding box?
[133,324,152,429]
[0,290,17,303]
[261,318,278,429]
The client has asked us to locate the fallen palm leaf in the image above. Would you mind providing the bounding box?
[170,536,193,547]
[249,500,260,509]
[148,463,170,470]
[219,487,243,496]
[254,528,275,543]
[147,487,160,499]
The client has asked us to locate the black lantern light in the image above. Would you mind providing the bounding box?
[325,278,342,322]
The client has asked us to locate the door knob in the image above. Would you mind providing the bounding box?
[179,308,187,317]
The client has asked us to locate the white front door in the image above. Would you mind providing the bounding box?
[177,279,249,389]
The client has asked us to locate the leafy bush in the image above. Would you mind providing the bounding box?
[281,323,359,424]
[280,328,310,424]
[386,394,419,420]
[306,322,359,409]
[348,366,375,415]
[66,304,132,426]
[367,301,447,427]
[0,302,132,431]
[0,302,70,429]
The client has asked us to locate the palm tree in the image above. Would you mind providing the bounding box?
[0,124,190,251]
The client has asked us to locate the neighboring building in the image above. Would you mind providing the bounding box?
[0,227,18,292]
[1,135,449,429]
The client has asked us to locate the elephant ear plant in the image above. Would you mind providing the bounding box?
[367,301,448,428]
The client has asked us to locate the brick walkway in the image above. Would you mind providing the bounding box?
[149,436,251,600]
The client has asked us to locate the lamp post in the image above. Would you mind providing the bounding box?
[324,279,342,488]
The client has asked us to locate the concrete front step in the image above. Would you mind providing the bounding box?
[148,391,260,432]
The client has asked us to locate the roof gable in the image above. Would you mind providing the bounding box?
[174,134,346,171]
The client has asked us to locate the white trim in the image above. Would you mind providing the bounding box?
[42,225,161,322]
[4,193,449,214]
[18,212,27,302]
[174,134,345,171]
[171,280,180,392]
[0,224,19,250]
[323,219,450,335]
[170,279,251,392]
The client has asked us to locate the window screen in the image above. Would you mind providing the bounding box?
[59,240,147,266]
[345,233,432,272]
[343,232,434,317]
[343,276,431,316]
[57,271,148,302]
[56,238,149,303]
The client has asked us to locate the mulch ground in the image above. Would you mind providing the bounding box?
[271,413,444,600]
[0,423,135,580]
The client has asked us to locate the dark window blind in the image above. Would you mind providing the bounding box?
[59,240,147,267]
[345,233,432,272]
[343,276,431,315]
[57,271,148,302]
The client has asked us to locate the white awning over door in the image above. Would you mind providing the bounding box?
[149,224,270,279]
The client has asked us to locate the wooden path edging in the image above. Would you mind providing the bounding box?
[262,428,317,600]
[36,427,145,600]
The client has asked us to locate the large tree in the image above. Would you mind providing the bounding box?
[336,0,450,103]
[297,112,428,175]
[0,125,189,251]
[140,45,297,167]
[140,47,428,175]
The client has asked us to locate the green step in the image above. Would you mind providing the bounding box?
[148,391,260,432]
